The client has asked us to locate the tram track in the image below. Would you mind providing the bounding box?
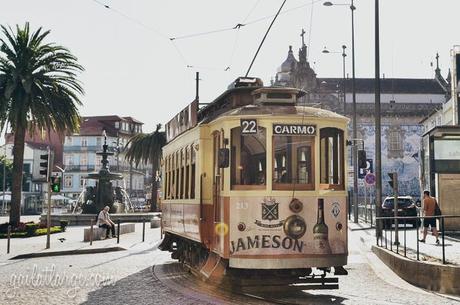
[152,262,303,305]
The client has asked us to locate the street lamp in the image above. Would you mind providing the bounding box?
[374,0,383,242]
[322,45,347,113]
[323,0,359,224]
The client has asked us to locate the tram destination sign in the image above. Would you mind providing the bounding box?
[273,124,316,136]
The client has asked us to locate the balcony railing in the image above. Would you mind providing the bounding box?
[63,145,101,152]
[63,165,140,173]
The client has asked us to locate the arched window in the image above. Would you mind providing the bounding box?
[320,128,344,189]
[231,126,266,189]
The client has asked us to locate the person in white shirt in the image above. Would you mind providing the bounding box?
[97,206,116,239]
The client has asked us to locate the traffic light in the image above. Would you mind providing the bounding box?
[51,176,61,193]
[358,150,367,169]
[39,153,49,180]
[388,172,398,190]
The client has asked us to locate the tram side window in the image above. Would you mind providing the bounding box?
[231,127,266,189]
[165,156,169,199]
[320,128,344,189]
[191,145,196,199]
[273,135,314,190]
[175,151,180,199]
[180,149,185,199]
[185,147,190,199]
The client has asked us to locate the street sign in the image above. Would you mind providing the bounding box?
[365,173,376,185]
[358,159,373,179]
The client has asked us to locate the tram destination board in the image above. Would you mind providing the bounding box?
[273,124,316,136]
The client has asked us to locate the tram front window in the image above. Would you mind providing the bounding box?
[273,135,314,190]
[320,128,344,189]
[231,127,266,189]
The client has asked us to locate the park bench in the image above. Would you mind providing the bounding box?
[83,223,135,242]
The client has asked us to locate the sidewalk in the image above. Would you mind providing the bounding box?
[0,216,161,262]
[349,221,460,265]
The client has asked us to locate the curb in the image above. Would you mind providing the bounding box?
[372,245,460,296]
[10,246,126,260]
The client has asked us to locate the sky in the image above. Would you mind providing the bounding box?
[0,0,458,132]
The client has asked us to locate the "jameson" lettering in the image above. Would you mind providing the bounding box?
[230,235,304,254]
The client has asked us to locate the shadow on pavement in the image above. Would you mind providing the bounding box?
[81,267,208,305]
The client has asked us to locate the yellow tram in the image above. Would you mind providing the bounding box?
[159,77,349,285]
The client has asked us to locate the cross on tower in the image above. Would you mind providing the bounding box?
[436,52,440,70]
[300,28,306,46]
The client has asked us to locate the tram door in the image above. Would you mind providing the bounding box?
[212,131,223,252]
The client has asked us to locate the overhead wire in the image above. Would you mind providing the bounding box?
[307,0,315,60]
[90,0,320,73]
[90,0,191,66]
[227,0,261,71]
[169,0,322,41]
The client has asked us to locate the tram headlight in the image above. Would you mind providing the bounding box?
[283,215,306,239]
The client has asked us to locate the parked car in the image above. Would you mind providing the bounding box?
[382,196,418,228]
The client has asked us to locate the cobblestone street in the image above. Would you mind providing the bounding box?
[0,222,459,305]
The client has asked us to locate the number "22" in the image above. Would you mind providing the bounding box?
[241,119,257,134]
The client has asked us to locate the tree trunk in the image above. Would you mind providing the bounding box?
[150,158,158,212]
[9,126,26,227]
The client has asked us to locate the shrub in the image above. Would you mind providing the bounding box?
[25,223,39,237]
[59,220,69,232]
[0,223,10,234]
[35,226,62,235]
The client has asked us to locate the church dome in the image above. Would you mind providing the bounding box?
[278,46,298,73]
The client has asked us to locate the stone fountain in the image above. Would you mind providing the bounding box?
[80,133,128,214]
[41,132,159,226]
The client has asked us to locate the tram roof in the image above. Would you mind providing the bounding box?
[201,104,348,124]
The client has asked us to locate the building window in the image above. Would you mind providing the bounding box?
[81,137,87,147]
[96,137,102,147]
[23,163,31,174]
[231,126,266,189]
[115,122,119,129]
[386,126,404,159]
[64,175,72,188]
[95,155,102,169]
[320,128,344,189]
[64,154,73,167]
[80,177,85,188]
[66,136,73,146]
[273,134,314,190]
[81,153,87,166]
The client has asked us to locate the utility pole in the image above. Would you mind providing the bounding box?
[2,139,6,215]
[374,0,383,241]
[350,0,359,224]
[45,147,51,249]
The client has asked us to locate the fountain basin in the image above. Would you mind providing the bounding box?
[40,212,161,226]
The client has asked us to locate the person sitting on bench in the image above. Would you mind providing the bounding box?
[96,206,117,239]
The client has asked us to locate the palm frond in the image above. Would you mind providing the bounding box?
[125,124,166,167]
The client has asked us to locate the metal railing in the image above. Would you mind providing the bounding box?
[375,215,460,264]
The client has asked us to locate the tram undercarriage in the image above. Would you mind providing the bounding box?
[159,232,347,291]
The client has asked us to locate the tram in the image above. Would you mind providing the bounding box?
[159,77,349,287]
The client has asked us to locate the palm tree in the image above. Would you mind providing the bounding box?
[125,124,166,212]
[0,23,84,227]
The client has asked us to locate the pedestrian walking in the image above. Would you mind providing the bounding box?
[419,190,440,244]
[96,206,117,239]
